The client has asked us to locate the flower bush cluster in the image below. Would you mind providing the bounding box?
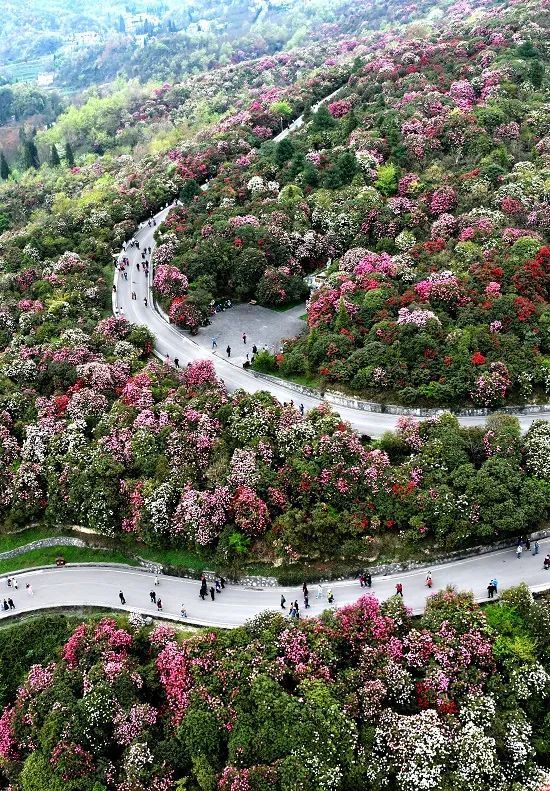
[0,587,548,789]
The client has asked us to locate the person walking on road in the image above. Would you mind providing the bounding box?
[366,572,372,588]
[144,298,148,307]
[281,594,286,609]
[327,589,334,604]
[487,581,495,599]
[174,358,179,368]
[516,544,523,559]
[209,586,215,601]
[26,584,33,597]
[157,598,162,611]
[395,583,403,597]
[211,336,218,349]
[316,583,323,599]
[119,590,126,605]
[180,605,187,618]
[304,593,310,609]
[7,598,14,610]
[226,345,231,358]
[242,332,247,345]
[533,541,540,556]
[150,590,156,604]
[426,572,433,589]
[215,578,222,593]
[544,555,550,570]
[154,575,160,586]
[200,579,208,600]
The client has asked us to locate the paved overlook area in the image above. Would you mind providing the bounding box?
[113,206,550,437]
[1,539,550,628]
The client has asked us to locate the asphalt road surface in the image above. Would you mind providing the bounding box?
[1,539,549,628]
[113,209,550,437]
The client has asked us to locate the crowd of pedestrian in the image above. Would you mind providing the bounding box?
[199,574,226,602]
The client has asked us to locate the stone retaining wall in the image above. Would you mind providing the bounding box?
[252,370,550,418]
[0,536,86,561]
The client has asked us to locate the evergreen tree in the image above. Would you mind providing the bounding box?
[49,144,61,168]
[529,59,544,88]
[311,104,336,131]
[275,138,294,166]
[23,139,40,170]
[336,151,357,185]
[0,152,10,180]
[180,178,201,203]
[343,108,359,137]
[64,141,75,167]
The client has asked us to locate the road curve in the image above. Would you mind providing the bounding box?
[112,89,550,436]
[1,540,549,628]
[113,212,550,436]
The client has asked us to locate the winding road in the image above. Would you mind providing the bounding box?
[113,210,550,436]
[1,540,549,627]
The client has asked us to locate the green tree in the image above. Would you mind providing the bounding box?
[374,162,399,196]
[23,139,40,170]
[529,59,544,88]
[269,100,292,132]
[275,137,294,166]
[49,144,61,167]
[311,103,335,130]
[336,150,357,185]
[64,141,75,167]
[0,151,10,180]
[179,178,201,203]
